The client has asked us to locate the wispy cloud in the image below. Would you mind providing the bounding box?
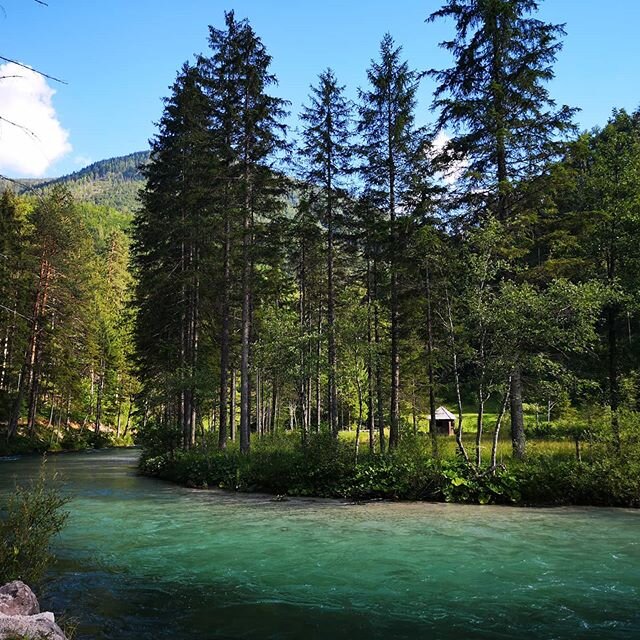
[73,154,92,167]
[0,62,71,177]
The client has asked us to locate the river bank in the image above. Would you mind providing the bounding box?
[139,433,640,507]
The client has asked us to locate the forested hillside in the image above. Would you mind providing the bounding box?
[0,151,149,214]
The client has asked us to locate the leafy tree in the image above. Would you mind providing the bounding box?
[542,110,640,445]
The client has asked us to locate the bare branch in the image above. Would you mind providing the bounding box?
[0,302,32,322]
[0,55,67,84]
[0,114,40,142]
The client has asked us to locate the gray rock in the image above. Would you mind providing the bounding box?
[0,582,67,640]
[0,581,40,616]
[0,611,66,640]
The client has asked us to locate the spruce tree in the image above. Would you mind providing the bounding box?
[358,34,420,449]
[134,63,213,448]
[202,11,288,453]
[298,68,353,438]
[429,0,576,458]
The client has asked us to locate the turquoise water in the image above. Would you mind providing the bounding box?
[0,449,639,639]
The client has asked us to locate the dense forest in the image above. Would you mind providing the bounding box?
[3,2,640,504]
[0,185,137,452]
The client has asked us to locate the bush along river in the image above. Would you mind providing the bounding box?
[0,449,638,639]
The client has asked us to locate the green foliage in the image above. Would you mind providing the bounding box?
[439,461,521,505]
[137,419,182,458]
[1,184,139,448]
[137,431,623,507]
[0,460,69,586]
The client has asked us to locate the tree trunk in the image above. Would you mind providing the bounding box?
[315,303,322,432]
[218,211,231,449]
[354,373,363,464]
[230,368,236,442]
[270,378,278,433]
[366,260,375,452]
[607,304,620,449]
[256,369,262,436]
[327,193,338,438]
[475,384,485,468]
[373,261,385,453]
[510,366,526,459]
[388,101,400,451]
[240,178,252,454]
[490,380,511,471]
[425,259,438,457]
[123,396,133,437]
[94,366,105,435]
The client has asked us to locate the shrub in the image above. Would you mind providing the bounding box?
[0,458,69,586]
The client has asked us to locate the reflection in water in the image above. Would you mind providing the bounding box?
[1,450,638,639]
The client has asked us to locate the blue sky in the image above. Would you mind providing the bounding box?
[2,0,640,177]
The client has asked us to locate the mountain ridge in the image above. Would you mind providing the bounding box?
[0,150,150,213]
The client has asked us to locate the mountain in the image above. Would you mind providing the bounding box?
[0,151,150,213]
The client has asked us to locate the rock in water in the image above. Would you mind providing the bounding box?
[0,581,40,616]
[0,582,67,640]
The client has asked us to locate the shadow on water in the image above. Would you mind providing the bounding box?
[2,449,639,639]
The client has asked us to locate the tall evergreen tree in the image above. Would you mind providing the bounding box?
[134,62,213,448]
[429,0,576,458]
[358,34,420,449]
[202,11,288,453]
[299,68,353,438]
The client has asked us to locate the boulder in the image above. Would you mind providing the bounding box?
[0,611,66,640]
[0,581,40,616]
[0,582,67,640]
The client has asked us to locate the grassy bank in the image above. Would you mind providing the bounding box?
[139,430,640,507]
[0,424,134,457]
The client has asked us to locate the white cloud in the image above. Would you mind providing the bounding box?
[431,131,466,186]
[0,62,71,177]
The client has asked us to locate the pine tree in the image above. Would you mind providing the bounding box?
[202,11,288,453]
[358,34,421,449]
[429,0,576,458]
[298,68,353,438]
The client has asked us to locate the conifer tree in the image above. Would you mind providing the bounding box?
[299,68,353,437]
[429,0,576,458]
[358,34,420,449]
[135,63,213,448]
[202,11,288,453]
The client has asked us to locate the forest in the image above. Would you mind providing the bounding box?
[3,1,640,505]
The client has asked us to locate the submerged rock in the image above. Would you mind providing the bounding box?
[0,582,67,640]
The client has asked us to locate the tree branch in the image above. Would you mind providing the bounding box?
[0,56,67,84]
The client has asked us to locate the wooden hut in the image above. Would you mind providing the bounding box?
[434,406,456,436]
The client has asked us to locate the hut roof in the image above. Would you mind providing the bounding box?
[435,406,456,421]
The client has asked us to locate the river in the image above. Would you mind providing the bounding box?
[0,449,638,639]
